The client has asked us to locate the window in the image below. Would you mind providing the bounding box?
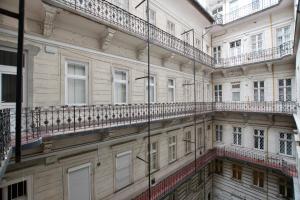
[149,9,156,25]
[113,0,129,10]
[213,46,221,64]
[184,131,192,154]
[229,0,239,21]
[208,162,214,176]
[66,61,87,105]
[206,45,210,54]
[115,151,132,190]
[168,136,177,163]
[253,170,264,188]
[233,127,242,146]
[252,0,260,10]
[279,79,291,101]
[214,84,222,102]
[232,164,242,180]
[197,127,202,149]
[254,129,264,150]
[251,33,263,52]
[146,76,156,103]
[1,180,28,200]
[212,7,223,15]
[279,132,293,156]
[114,70,128,104]
[196,38,201,48]
[215,160,223,175]
[168,79,175,102]
[167,20,175,35]
[215,125,223,142]
[232,83,240,101]
[277,26,291,46]
[0,49,18,105]
[254,81,264,102]
[68,163,91,200]
[150,142,158,172]
[229,40,241,57]
[183,30,190,44]
[183,80,192,102]
[279,178,293,198]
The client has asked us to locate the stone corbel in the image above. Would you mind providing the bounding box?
[266,62,273,72]
[241,66,248,76]
[180,60,192,71]
[242,113,248,124]
[136,43,150,61]
[161,53,175,66]
[99,27,116,51]
[43,4,58,37]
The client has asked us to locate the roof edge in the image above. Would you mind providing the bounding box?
[187,0,214,24]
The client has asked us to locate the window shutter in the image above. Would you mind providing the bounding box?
[115,152,132,190]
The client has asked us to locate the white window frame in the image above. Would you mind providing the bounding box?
[65,60,88,105]
[197,127,203,149]
[215,125,223,143]
[146,75,156,103]
[168,135,177,163]
[166,20,175,35]
[233,126,242,146]
[251,33,263,52]
[254,81,264,102]
[231,83,240,102]
[276,25,291,46]
[115,151,133,191]
[229,39,241,57]
[113,69,129,104]
[214,84,222,102]
[278,78,292,101]
[67,163,92,200]
[213,46,222,64]
[167,78,175,102]
[0,176,33,200]
[149,141,159,172]
[279,132,293,156]
[149,9,156,25]
[254,129,264,150]
[184,131,192,154]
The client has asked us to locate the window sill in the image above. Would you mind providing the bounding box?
[168,159,177,165]
[114,182,134,193]
[231,177,242,183]
[250,185,266,192]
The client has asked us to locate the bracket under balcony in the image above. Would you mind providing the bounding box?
[162,53,175,66]
[136,43,153,61]
[43,3,59,37]
[99,27,116,51]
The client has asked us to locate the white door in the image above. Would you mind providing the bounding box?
[68,164,91,200]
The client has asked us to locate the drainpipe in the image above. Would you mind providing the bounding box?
[269,15,276,103]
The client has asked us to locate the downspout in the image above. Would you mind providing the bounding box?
[270,14,275,102]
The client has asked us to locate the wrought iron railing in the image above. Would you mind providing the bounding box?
[215,41,293,68]
[213,0,280,25]
[134,145,296,200]
[0,109,11,162]
[46,0,214,66]
[4,101,297,145]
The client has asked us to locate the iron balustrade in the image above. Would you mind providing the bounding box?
[1,101,297,146]
[214,41,293,68]
[134,146,296,200]
[213,0,280,25]
[46,0,214,66]
[0,109,11,162]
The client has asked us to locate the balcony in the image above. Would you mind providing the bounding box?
[44,0,214,66]
[215,41,293,68]
[213,0,280,25]
[134,146,296,200]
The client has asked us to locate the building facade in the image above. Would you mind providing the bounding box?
[0,0,299,200]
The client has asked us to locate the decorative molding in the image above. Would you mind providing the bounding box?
[99,27,116,51]
[43,4,58,37]
[136,43,152,61]
[266,62,273,72]
[161,53,175,66]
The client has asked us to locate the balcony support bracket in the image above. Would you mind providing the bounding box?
[100,27,116,51]
[266,62,273,72]
[162,53,175,66]
[43,3,59,37]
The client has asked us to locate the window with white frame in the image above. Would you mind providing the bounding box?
[212,6,223,16]
[113,0,129,10]
[206,45,210,54]
[113,70,128,104]
[150,141,158,172]
[149,9,156,25]
[229,0,239,21]
[253,170,264,188]
[214,84,222,102]
[251,33,263,52]
[254,81,264,102]
[231,83,240,101]
[254,129,264,150]
[215,125,223,142]
[196,38,201,48]
[233,127,242,146]
[146,76,156,103]
[168,79,175,102]
[229,40,241,57]
[252,0,261,10]
[277,26,291,46]
[197,127,202,149]
[183,30,190,44]
[279,132,293,156]
[279,79,291,101]
[66,61,87,105]
[68,163,91,200]
[213,46,222,64]
[168,135,177,163]
[183,80,192,102]
[167,20,175,35]
[0,49,18,106]
[279,178,293,198]
[184,131,192,154]
[1,180,28,200]
[115,151,132,190]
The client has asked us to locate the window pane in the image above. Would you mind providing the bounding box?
[2,74,17,103]
[0,50,17,66]
[68,78,86,104]
[115,71,127,81]
[68,63,85,76]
